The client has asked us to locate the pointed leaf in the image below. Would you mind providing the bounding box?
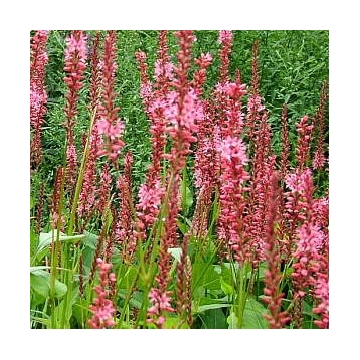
[36,231,84,255]
[227,312,238,329]
[30,272,50,298]
[220,276,234,295]
[30,269,67,299]
[197,303,231,313]
[83,231,98,250]
[241,298,269,329]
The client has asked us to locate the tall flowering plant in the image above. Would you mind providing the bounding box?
[30,30,49,169]
[97,30,125,163]
[88,258,117,329]
[63,30,87,187]
[30,30,328,330]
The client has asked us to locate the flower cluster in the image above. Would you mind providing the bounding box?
[313,275,329,328]
[97,31,125,162]
[88,258,117,329]
[218,30,232,83]
[312,80,328,170]
[191,53,213,95]
[77,123,101,221]
[215,80,247,139]
[63,30,88,186]
[295,115,314,170]
[30,30,49,168]
[263,174,290,328]
[147,288,175,328]
[115,152,137,263]
[217,136,249,262]
[245,41,264,144]
[96,163,112,214]
[137,180,164,231]
[89,32,102,115]
[164,88,202,168]
[292,223,324,297]
[284,167,329,327]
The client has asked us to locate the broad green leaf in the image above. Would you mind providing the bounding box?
[30,272,50,298]
[36,231,84,256]
[200,308,227,329]
[30,270,67,299]
[197,303,231,313]
[227,312,238,329]
[241,298,269,329]
[72,298,91,328]
[192,262,220,291]
[30,314,49,327]
[220,276,234,295]
[82,231,98,249]
[213,265,221,275]
[116,266,140,290]
[30,266,51,273]
[303,300,320,319]
[54,279,67,298]
[177,219,189,235]
[30,227,39,260]
[215,262,239,284]
[164,315,182,329]
[52,297,74,328]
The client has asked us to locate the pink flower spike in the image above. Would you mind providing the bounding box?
[219,30,232,44]
[88,258,116,329]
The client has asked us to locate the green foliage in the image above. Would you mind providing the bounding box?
[30,268,67,299]
[241,298,270,329]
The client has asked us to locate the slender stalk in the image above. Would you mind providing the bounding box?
[67,108,97,236]
[236,262,250,328]
[49,168,65,328]
[58,109,97,328]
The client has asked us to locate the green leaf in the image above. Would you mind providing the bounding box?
[164,315,182,329]
[192,262,220,291]
[220,276,234,295]
[30,272,50,298]
[241,298,269,329]
[30,266,51,273]
[82,231,98,250]
[227,312,238,329]
[116,265,140,290]
[52,297,74,328]
[177,219,189,235]
[54,279,67,298]
[257,262,268,281]
[197,303,231,313]
[303,300,320,319]
[180,169,193,216]
[30,269,67,299]
[30,227,39,260]
[200,308,227,329]
[36,231,84,256]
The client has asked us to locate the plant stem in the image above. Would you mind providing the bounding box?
[67,108,97,236]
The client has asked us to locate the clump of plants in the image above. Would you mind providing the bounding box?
[30,30,328,329]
